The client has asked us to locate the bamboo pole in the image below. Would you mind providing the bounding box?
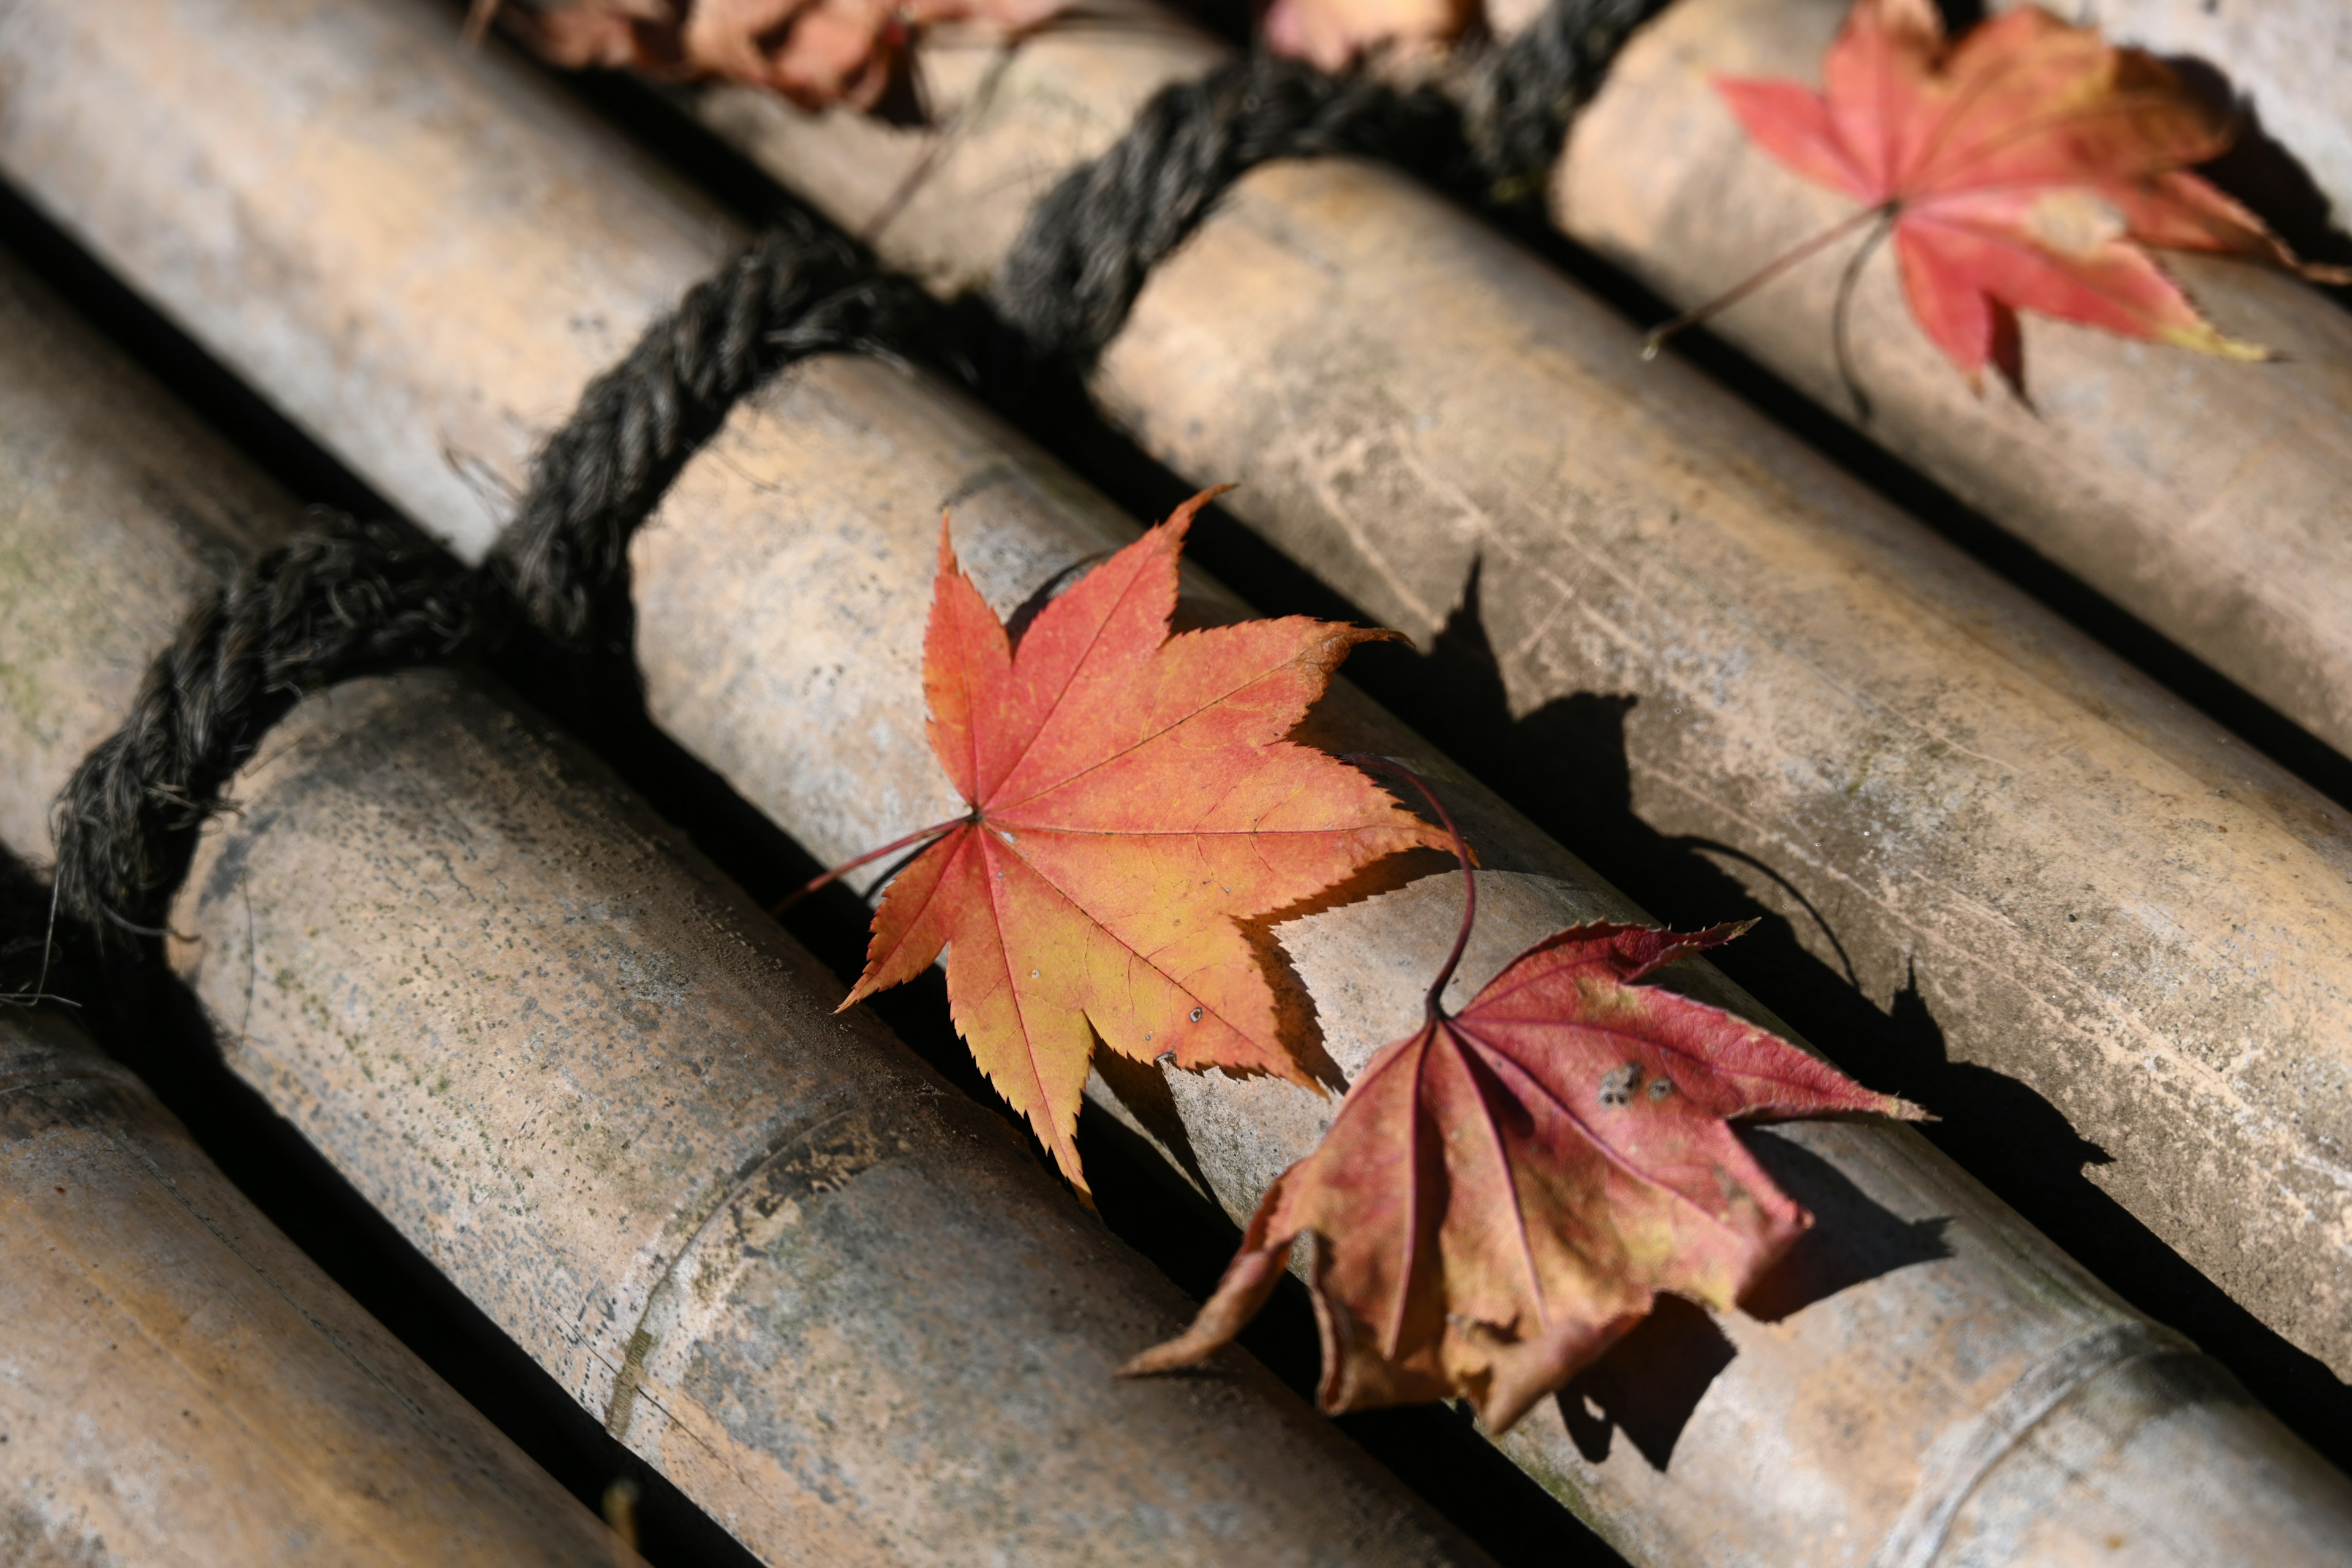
[1553,0,2352,755]
[0,257,1494,1568]
[0,251,296,859]
[0,1006,637,1567]
[566,0,2352,1377]
[0,0,2346,1562]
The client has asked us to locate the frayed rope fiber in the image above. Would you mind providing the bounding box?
[48,0,1656,944]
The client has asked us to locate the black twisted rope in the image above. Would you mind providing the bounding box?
[52,518,483,940]
[997,50,1461,361]
[997,0,1672,361]
[496,218,930,647]
[53,224,923,942]
[47,0,1653,946]
[1462,0,1675,199]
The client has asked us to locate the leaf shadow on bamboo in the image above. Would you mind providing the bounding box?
[1934,0,2352,281]
[1554,1126,1956,1470]
[1552,1132,1953,1470]
[1332,558,2352,1475]
[1932,0,2351,279]
[2162,57,2352,278]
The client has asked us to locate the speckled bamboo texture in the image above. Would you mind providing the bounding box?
[0,1,2346,1564]
[166,668,1488,1568]
[0,257,1491,1568]
[0,1008,632,1568]
[687,0,2352,1381]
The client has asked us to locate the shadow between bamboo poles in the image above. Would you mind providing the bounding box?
[645,0,2352,1382]
[630,348,2352,1568]
[0,261,1496,1567]
[1,0,2348,1564]
[0,1005,640,1567]
[1551,0,2352,761]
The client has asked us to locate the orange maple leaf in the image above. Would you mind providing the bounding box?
[474,0,1063,115]
[1699,0,2347,387]
[1125,804,1921,1431]
[835,491,1449,1196]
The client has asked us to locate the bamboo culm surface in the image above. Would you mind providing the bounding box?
[673,0,2352,1382]
[0,251,1495,1568]
[0,1005,639,1568]
[0,0,2348,1564]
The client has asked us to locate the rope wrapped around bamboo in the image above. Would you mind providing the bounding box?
[0,258,1494,1567]
[0,932,634,1564]
[2,0,2348,1562]
[576,0,2352,1378]
[1551,0,2352,756]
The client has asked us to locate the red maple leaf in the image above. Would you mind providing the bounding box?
[1124,783,1922,1430]
[825,492,1449,1197]
[1692,0,2347,386]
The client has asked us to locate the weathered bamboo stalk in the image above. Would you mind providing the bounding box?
[169,668,1491,1568]
[630,358,2352,1568]
[2,0,2348,1563]
[0,257,1493,1568]
[645,1,2352,1376]
[0,1006,636,1567]
[1553,0,2352,755]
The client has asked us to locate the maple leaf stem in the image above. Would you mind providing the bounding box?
[1831,214,1895,423]
[771,815,969,915]
[1340,755,1474,1025]
[1642,204,1893,361]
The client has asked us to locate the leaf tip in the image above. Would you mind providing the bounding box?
[1158,483,1237,545]
[2164,320,2274,362]
[935,508,965,577]
[1116,1334,1213,1379]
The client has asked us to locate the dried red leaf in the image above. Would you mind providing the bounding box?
[1714,0,2348,384]
[481,0,1061,114]
[1125,917,1923,1431]
[1260,0,1477,74]
[838,492,1448,1197]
